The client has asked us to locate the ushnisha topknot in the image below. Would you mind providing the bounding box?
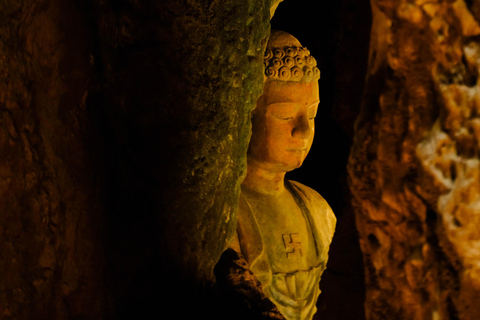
[264,30,320,83]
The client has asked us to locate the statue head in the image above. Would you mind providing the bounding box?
[263,30,320,83]
[248,30,320,173]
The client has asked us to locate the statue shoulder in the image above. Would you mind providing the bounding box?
[288,180,336,235]
[288,180,330,207]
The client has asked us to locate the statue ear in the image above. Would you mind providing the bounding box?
[253,89,270,115]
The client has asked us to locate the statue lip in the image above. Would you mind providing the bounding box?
[286,148,307,152]
[286,142,308,152]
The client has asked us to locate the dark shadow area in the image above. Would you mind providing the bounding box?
[271,1,372,319]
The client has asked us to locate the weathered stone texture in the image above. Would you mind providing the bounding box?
[0,0,274,319]
[0,1,106,319]
[348,0,480,319]
[92,0,273,309]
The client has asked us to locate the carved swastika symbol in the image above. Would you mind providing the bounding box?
[283,233,302,258]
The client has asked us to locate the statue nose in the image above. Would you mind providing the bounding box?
[292,115,313,139]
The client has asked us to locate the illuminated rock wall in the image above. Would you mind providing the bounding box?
[348,1,480,319]
[94,0,272,311]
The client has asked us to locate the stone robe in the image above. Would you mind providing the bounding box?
[231,180,336,320]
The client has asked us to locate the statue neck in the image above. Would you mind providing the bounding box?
[242,161,287,195]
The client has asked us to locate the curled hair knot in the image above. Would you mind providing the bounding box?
[264,45,320,82]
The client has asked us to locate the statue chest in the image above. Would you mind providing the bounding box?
[242,190,319,273]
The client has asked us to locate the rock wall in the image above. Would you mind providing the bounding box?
[0,0,275,319]
[0,1,106,318]
[348,0,480,319]
[92,1,273,317]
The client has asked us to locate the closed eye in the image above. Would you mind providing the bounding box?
[272,113,294,120]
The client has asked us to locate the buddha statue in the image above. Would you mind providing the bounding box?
[229,30,336,320]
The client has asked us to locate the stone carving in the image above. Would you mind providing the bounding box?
[283,233,302,258]
[230,30,336,320]
[264,47,321,82]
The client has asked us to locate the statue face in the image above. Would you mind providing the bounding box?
[248,80,319,172]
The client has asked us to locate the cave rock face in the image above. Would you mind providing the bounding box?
[0,0,275,319]
[348,1,480,319]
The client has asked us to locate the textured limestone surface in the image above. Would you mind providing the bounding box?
[0,0,274,319]
[0,1,106,319]
[348,0,480,319]
[94,0,272,295]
